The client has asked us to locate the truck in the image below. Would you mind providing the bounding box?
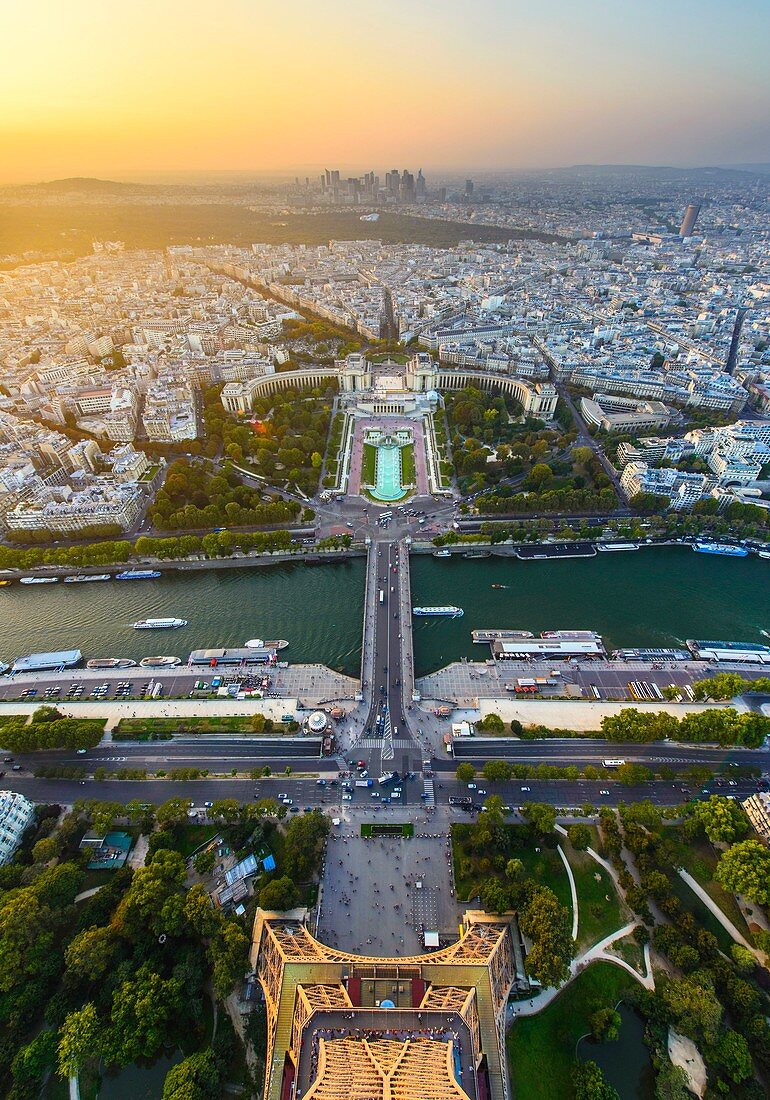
[355,778,374,788]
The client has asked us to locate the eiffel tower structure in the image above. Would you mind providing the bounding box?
[251,908,519,1100]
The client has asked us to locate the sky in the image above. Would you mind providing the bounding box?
[1,0,768,183]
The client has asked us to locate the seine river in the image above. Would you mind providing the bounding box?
[0,547,768,678]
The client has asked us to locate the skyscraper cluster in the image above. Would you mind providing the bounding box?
[315,167,428,203]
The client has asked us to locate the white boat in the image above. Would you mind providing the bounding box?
[413,606,463,617]
[20,576,58,585]
[139,655,182,667]
[433,549,452,558]
[597,542,639,552]
[63,574,111,583]
[245,638,289,650]
[87,657,137,669]
[758,550,770,560]
[132,617,187,630]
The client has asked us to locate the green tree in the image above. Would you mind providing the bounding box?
[104,965,185,1067]
[715,838,770,905]
[11,1029,58,1089]
[693,795,749,844]
[519,886,574,987]
[505,858,524,881]
[567,823,592,850]
[653,1061,692,1100]
[210,920,250,998]
[57,1003,101,1078]
[572,1060,620,1100]
[65,925,119,982]
[482,760,512,783]
[194,849,217,875]
[259,875,300,911]
[455,763,476,783]
[589,1007,621,1042]
[162,1050,222,1099]
[691,672,749,700]
[711,1029,752,1083]
[730,944,755,974]
[522,802,556,835]
[659,973,722,1045]
[155,797,191,829]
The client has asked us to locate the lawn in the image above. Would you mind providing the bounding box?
[362,443,377,486]
[507,962,637,1100]
[400,443,416,486]
[663,825,754,945]
[563,840,627,952]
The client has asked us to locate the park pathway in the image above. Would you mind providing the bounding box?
[677,868,755,953]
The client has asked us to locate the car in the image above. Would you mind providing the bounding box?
[342,794,352,801]
[467,783,477,790]
[520,785,530,792]
[204,801,213,808]
[282,798,293,805]
[76,748,87,755]
[290,806,300,813]
[478,789,487,796]
[600,789,610,796]
[303,806,313,813]
[12,765,22,771]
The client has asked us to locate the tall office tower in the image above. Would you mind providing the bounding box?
[325,169,331,186]
[438,186,447,202]
[679,203,701,237]
[725,307,748,376]
[465,178,474,196]
[331,170,340,186]
[415,168,427,200]
[400,169,415,202]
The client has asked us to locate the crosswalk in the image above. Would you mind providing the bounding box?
[422,777,435,809]
[356,738,413,749]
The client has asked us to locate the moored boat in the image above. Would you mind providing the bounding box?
[86,658,137,669]
[139,655,182,667]
[693,541,748,557]
[245,638,289,650]
[63,574,112,583]
[20,576,58,585]
[116,569,162,580]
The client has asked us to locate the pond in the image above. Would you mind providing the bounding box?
[97,1050,182,1099]
[577,1004,655,1100]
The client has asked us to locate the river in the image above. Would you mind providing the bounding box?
[0,547,768,678]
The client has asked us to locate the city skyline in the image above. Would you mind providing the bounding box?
[1,0,769,184]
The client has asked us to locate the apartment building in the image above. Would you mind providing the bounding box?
[0,792,35,866]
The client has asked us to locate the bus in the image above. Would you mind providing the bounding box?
[602,759,626,768]
[379,589,384,604]
[380,510,393,520]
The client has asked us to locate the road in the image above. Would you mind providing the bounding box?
[356,539,423,782]
[446,739,770,769]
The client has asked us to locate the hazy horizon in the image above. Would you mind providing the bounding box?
[1,0,768,185]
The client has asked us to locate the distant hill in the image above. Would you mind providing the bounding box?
[25,177,148,193]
